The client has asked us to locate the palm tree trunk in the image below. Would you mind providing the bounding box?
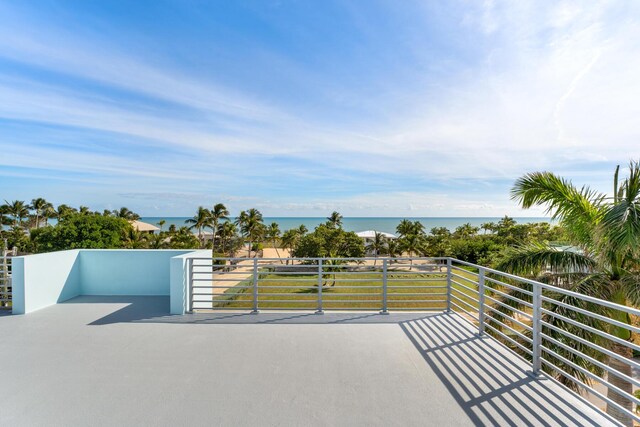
[606,342,634,426]
[273,239,283,264]
[248,240,252,258]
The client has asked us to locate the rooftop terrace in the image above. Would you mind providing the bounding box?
[0,296,616,426]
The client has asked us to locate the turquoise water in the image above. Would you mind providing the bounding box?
[141,217,553,235]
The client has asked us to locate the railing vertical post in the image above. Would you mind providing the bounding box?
[532,282,542,376]
[446,258,452,313]
[188,258,194,313]
[316,259,324,314]
[251,258,259,314]
[380,259,388,314]
[478,267,485,336]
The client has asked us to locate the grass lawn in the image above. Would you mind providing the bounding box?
[206,268,482,312]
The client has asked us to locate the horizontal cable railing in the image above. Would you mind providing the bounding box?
[186,255,640,424]
[188,257,450,313]
[449,258,640,425]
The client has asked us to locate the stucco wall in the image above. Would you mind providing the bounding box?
[12,249,204,314]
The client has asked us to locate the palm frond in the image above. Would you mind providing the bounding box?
[598,161,640,270]
[511,172,605,247]
[495,243,596,277]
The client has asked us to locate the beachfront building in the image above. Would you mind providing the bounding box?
[131,220,160,234]
[355,230,396,244]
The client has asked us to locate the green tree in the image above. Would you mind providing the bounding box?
[30,213,132,252]
[209,203,229,253]
[327,211,343,228]
[265,222,283,263]
[113,207,140,220]
[186,206,212,248]
[367,231,388,266]
[157,219,166,231]
[294,223,365,259]
[2,200,29,227]
[496,162,640,426]
[281,229,302,264]
[236,209,264,258]
[31,198,53,229]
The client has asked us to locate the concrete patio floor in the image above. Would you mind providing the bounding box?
[0,296,617,426]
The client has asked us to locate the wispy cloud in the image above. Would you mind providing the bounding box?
[0,1,638,215]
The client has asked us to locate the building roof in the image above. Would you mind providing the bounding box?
[355,230,397,239]
[131,220,160,232]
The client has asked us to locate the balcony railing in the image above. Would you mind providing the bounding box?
[188,256,640,424]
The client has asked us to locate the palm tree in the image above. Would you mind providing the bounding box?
[186,207,211,248]
[31,198,53,228]
[236,209,264,258]
[298,224,308,235]
[281,229,300,265]
[79,206,91,215]
[495,162,640,426]
[113,207,140,220]
[3,200,29,228]
[265,222,283,263]
[399,233,424,270]
[480,222,495,234]
[454,222,480,239]
[55,204,76,221]
[157,219,166,231]
[218,221,238,256]
[208,203,229,253]
[327,211,343,228]
[367,232,388,266]
[386,239,401,260]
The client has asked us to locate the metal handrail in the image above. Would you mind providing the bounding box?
[184,255,640,424]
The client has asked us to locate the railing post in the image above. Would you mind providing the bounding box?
[251,258,259,314]
[532,282,542,376]
[446,258,452,313]
[316,259,324,314]
[380,259,388,314]
[478,267,485,336]
[188,258,194,313]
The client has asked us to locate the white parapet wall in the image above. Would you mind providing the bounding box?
[11,249,207,315]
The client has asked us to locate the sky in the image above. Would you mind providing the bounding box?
[1,0,639,217]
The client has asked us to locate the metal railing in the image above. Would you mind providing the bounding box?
[187,255,640,424]
[0,252,11,309]
[188,257,449,313]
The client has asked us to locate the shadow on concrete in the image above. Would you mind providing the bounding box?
[62,296,438,325]
[399,313,614,427]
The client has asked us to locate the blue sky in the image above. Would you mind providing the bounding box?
[1,1,639,217]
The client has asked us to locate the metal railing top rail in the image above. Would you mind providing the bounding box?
[451,257,640,318]
[189,256,449,261]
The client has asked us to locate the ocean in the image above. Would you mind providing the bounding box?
[140,217,553,235]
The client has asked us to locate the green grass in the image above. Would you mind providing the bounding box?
[207,269,482,311]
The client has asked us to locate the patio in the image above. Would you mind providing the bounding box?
[0,296,616,426]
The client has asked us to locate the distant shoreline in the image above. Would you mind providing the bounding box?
[141,216,554,235]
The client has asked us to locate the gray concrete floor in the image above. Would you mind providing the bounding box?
[0,296,617,426]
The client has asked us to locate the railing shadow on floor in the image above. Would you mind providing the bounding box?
[399,313,612,427]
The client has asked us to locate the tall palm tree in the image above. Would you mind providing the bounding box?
[3,200,29,228]
[265,222,283,263]
[113,207,140,220]
[327,211,343,228]
[186,207,211,248]
[157,219,166,231]
[236,209,264,258]
[79,206,91,215]
[495,162,640,426]
[218,221,238,257]
[55,204,76,221]
[281,229,300,265]
[399,233,424,270]
[367,232,388,266]
[480,222,495,235]
[209,203,229,253]
[31,198,53,228]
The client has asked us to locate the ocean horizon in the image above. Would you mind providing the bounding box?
[140,216,553,235]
